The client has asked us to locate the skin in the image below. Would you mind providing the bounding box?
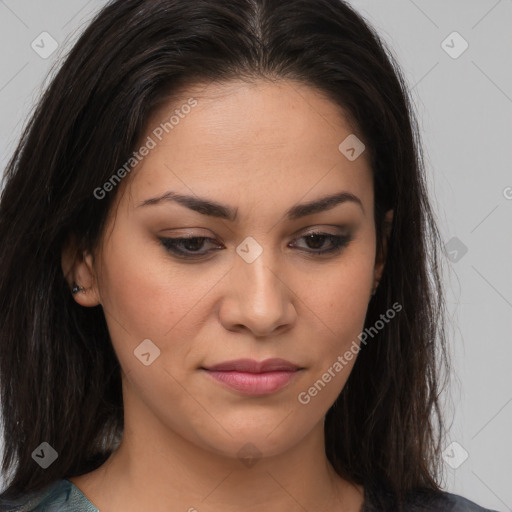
[63,78,393,512]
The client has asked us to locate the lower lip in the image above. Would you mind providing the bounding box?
[203,370,299,395]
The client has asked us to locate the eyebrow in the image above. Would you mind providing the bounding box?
[136,190,364,221]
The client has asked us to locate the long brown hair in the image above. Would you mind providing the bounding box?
[0,0,449,507]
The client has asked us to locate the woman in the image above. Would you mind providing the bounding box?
[0,0,499,511]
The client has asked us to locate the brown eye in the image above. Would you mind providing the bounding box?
[158,231,352,260]
[291,232,352,255]
[159,236,221,258]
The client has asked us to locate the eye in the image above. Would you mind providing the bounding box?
[159,236,221,258]
[158,231,352,259]
[290,231,352,255]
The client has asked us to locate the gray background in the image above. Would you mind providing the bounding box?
[0,1,511,510]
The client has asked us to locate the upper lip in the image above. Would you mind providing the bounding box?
[203,358,301,373]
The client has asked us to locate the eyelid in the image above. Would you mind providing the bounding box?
[159,224,349,237]
[299,225,349,236]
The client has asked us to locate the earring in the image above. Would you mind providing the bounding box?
[72,283,84,294]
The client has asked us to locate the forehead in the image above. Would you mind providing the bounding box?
[119,79,373,214]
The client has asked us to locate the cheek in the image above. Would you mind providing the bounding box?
[299,249,374,386]
[294,271,369,416]
[97,230,192,334]
[96,229,230,376]
[95,239,201,391]
[305,257,373,332]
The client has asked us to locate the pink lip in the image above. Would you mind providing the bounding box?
[202,358,302,396]
[203,370,299,395]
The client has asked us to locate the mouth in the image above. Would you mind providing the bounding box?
[200,358,303,396]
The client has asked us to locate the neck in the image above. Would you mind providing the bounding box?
[70,381,364,512]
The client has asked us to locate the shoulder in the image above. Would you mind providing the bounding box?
[403,488,500,512]
[364,482,500,512]
[438,491,500,512]
[0,479,98,512]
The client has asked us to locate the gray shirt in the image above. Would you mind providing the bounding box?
[0,478,501,512]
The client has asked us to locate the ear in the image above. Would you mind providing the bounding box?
[61,235,101,307]
[372,209,394,293]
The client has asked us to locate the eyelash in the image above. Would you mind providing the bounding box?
[158,231,352,259]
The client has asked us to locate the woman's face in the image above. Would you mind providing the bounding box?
[71,79,389,460]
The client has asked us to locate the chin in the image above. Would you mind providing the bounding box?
[192,419,308,461]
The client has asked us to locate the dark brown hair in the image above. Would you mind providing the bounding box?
[0,0,449,508]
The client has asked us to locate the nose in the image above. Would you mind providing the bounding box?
[218,245,297,337]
